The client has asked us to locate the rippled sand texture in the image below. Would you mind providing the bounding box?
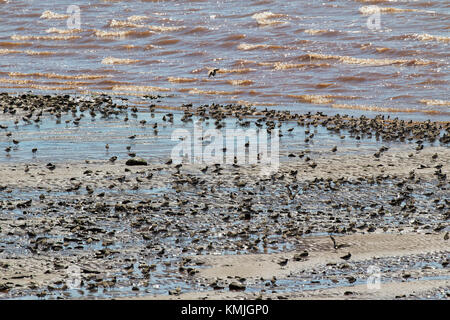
[0,0,449,118]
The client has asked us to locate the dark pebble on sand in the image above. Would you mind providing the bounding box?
[229,282,246,291]
[125,158,148,166]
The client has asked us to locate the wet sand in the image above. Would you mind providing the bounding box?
[137,233,449,300]
[0,93,448,300]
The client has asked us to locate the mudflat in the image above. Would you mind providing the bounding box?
[0,93,448,299]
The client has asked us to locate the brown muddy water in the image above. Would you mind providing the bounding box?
[0,0,449,119]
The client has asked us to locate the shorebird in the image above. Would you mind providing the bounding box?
[340,252,351,261]
[278,258,288,266]
[330,235,338,249]
[208,68,219,78]
[330,235,349,250]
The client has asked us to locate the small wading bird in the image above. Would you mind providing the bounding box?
[330,235,349,250]
[340,252,351,261]
[208,68,219,78]
[278,258,288,267]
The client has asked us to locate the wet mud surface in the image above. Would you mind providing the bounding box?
[0,93,448,299]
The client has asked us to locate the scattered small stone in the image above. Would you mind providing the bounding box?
[229,282,246,291]
[126,157,148,166]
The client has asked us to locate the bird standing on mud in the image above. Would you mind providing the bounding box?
[340,252,352,261]
[208,68,219,78]
[330,235,349,250]
[330,235,338,250]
